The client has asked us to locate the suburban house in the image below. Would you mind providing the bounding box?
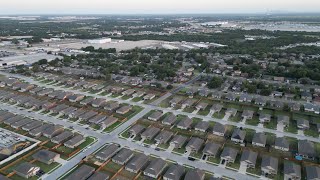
[226,108,237,117]
[196,102,208,110]
[68,94,85,102]
[220,147,238,165]
[43,125,64,138]
[305,165,320,180]
[297,119,310,130]
[154,130,174,144]
[261,155,278,178]
[95,144,120,161]
[198,89,209,97]
[65,165,95,180]
[277,115,290,127]
[194,121,209,132]
[91,98,106,108]
[231,128,246,144]
[170,135,188,149]
[298,140,315,159]
[14,162,40,179]
[143,93,156,100]
[29,124,53,137]
[64,134,85,149]
[101,116,118,128]
[104,102,120,112]
[211,104,223,113]
[112,148,134,165]
[128,124,145,138]
[162,114,176,125]
[88,172,109,180]
[148,111,163,121]
[51,131,73,144]
[240,150,258,168]
[163,165,184,180]
[182,99,197,109]
[186,137,204,153]
[32,150,60,165]
[241,110,254,120]
[116,106,132,114]
[239,94,253,103]
[259,113,271,123]
[202,142,221,158]
[184,169,205,180]
[176,117,193,130]
[212,123,226,137]
[141,127,160,140]
[255,97,267,106]
[143,158,167,179]
[170,97,183,107]
[284,161,301,180]
[125,154,149,173]
[252,133,267,147]
[274,137,290,151]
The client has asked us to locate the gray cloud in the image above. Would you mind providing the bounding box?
[1,0,319,14]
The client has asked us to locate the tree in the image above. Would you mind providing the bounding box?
[166,84,173,90]
[207,77,223,89]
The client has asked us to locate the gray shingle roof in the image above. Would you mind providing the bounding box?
[284,161,301,178]
[184,169,205,180]
[240,150,258,165]
[306,165,320,180]
[144,158,167,176]
[163,165,184,180]
[202,142,221,156]
[252,132,267,145]
[261,155,278,173]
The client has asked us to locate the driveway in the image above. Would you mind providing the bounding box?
[239,162,248,174]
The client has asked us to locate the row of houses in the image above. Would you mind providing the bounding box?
[0,88,126,129]
[92,144,212,180]
[180,88,320,114]
[33,72,156,100]
[128,123,317,160]
[0,110,85,149]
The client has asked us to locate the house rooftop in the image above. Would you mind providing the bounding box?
[32,149,59,163]
[163,165,184,180]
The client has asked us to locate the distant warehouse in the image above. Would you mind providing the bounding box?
[0,53,62,68]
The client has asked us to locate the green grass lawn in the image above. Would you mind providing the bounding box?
[143,139,155,145]
[104,161,122,172]
[158,143,169,149]
[173,148,186,154]
[103,121,121,132]
[207,156,221,164]
[285,121,298,134]
[121,95,131,100]
[78,137,95,149]
[32,161,60,173]
[132,97,143,102]
[212,110,225,119]
[197,107,210,116]
[264,119,277,130]
[183,107,195,113]
[245,116,260,126]
[229,113,241,122]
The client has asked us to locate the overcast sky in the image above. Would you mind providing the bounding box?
[1,0,319,14]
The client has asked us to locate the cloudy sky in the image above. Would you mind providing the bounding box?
[1,0,319,14]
